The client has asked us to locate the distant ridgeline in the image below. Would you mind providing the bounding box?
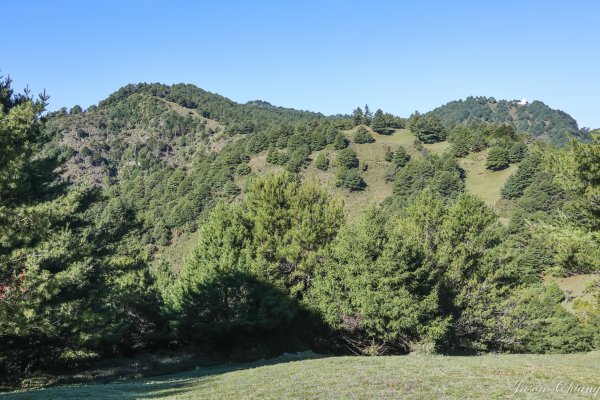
[98,83,325,127]
[429,96,592,146]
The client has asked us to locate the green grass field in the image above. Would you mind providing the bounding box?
[459,150,518,208]
[6,352,600,399]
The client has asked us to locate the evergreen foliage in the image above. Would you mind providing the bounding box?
[485,146,510,170]
[501,152,542,199]
[0,77,165,385]
[2,74,599,389]
[315,153,329,170]
[336,148,359,169]
[335,168,366,191]
[409,113,447,143]
[333,132,349,149]
[353,126,375,143]
[392,146,410,168]
[170,173,344,348]
[429,96,591,146]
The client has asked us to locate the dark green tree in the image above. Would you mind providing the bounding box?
[333,132,349,150]
[486,146,510,170]
[353,126,375,143]
[337,148,359,169]
[352,107,364,126]
[335,167,365,191]
[236,163,252,175]
[363,104,372,125]
[508,141,528,163]
[385,147,394,162]
[501,152,541,199]
[371,109,387,133]
[315,153,329,170]
[392,146,410,168]
[409,114,447,143]
[171,173,345,347]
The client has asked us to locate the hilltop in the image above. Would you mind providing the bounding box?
[429,96,591,146]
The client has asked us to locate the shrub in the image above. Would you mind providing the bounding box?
[236,163,252,175]
[335,168,365,191]
[486,146,510,170]
[353,127,375,144]
[315,153,329,170]
[337,148,359,169]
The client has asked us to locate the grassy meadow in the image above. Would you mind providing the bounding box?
[5,352,599,399]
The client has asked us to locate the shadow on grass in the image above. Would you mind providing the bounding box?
[3,352,325,399]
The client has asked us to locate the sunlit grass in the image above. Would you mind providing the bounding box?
[459,150,518,208]
[6,352,600,399]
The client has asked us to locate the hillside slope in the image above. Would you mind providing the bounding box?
[246,126,511,219]
[6,352,600,399]
[45,83,325,186]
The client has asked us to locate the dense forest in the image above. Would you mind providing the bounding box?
[1,75,599,390]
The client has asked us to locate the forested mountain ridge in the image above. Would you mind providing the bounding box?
[44,86,589,190]
[45,83,326,186]
[429,96,591,146]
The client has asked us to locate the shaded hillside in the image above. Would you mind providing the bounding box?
[429,96,591,146]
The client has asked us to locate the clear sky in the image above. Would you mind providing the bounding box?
[3,1,599,127]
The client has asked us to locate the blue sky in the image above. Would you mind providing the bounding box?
[3,1,600,127]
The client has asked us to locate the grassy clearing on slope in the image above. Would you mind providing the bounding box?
[369,128,417,147]
[156,230,199,273]
[301,145,393,220]
[459,150,518,208]
[246,129,517,219]
[7,352,600,399]
[545,274,599,313]
[423,140,451,155]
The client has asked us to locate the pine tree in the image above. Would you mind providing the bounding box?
[392,146,410,168]
[363,104,373,125]
[0,77,163,380]
[315,153,329,170]
[509,142,528,163]
[335,167,365,191]
[410,114,447,143]
[267,147,278,164]
[352,107,364,126]
[311,191,451,353]
[486,146,510,170]
[353,126,375,143]
[171,173,345,345]
[337,148,359,169]
[385,147,394,162]
[333,132,349,150]
[371,109,387,133]
[311,130,327,151]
